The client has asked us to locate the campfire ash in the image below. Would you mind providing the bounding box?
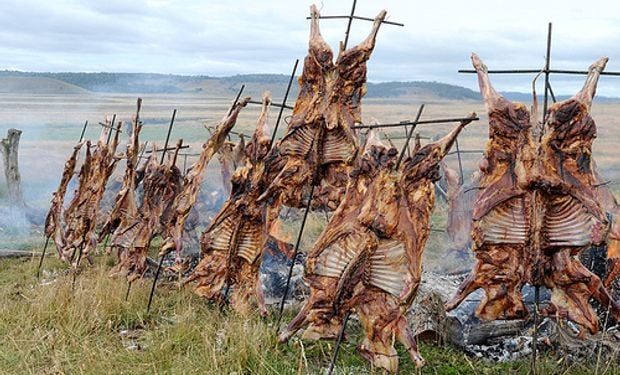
[407,271,620,363]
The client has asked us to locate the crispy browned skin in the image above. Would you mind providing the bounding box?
[160,97,250,259]
[61,120,122,264]
[279,120,473,372]
[446,54,620,334]
[259,5,386,210]
[186,93,278,316]
[45,141,84,255]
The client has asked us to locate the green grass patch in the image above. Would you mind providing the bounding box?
[0,256,617,374]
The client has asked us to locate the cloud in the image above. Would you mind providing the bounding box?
[1,0,620,95]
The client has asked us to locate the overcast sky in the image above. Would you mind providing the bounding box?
[1,0,620,95]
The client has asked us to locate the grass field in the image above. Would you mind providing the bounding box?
[2,254,615,375]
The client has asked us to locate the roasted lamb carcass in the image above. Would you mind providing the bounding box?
[217,134,246,194]
[61,121,122,263]
[446,54,620,334]
[259,5,386,210]
[442,162,480,258]
[185,93,279,316]
[279,119,474,372]
[45,141,84,255]
[160,97,250,260]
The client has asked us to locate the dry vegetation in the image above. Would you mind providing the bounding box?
[2,253,613,374]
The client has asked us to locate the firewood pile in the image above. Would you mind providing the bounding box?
[36,3,620,373]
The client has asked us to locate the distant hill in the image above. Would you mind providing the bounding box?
[0,71,617,102]
[0,76,89,94]
[0,70,481,100]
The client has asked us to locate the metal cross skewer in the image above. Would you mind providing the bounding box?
[275,183,316,328]
[323,108,476,369]
[160,109,177,164]
[145,145,190,154]
[270,59,299,148]
[396,105,425,169]
[105,114,117,145]
[248,101,294,110]
[352,116,480,129]
[458,22,620,124]
[79,120,89,143]
[342,0,358,49]
[72,244,84,291]
[327,310,352,375]
[278,0,405,341]
[146,108,179,314]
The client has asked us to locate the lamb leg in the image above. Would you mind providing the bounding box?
[574,57,608,110]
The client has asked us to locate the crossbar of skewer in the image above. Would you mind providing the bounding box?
[458,68,620,76]
[306,15,404,27]
[352,116,480,129]
[144,145,190,154]
[247,100,294,110]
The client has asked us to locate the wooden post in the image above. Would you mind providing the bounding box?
[0,129,24,208]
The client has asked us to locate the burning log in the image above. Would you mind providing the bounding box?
[445,54,620,335]
[0,129,24,208]
[279,117,474,372]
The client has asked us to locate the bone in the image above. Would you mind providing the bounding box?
[471,53,504,111]
[353,9,388,52]
[574,56,608,110]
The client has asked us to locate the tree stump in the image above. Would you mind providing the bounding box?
[0,128,24,208]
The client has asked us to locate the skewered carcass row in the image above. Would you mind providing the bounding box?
[106,143,183,282]
[258,5,387,211]
[278,116,475,372]
[445,53,620,334]
[185,93,281,316]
